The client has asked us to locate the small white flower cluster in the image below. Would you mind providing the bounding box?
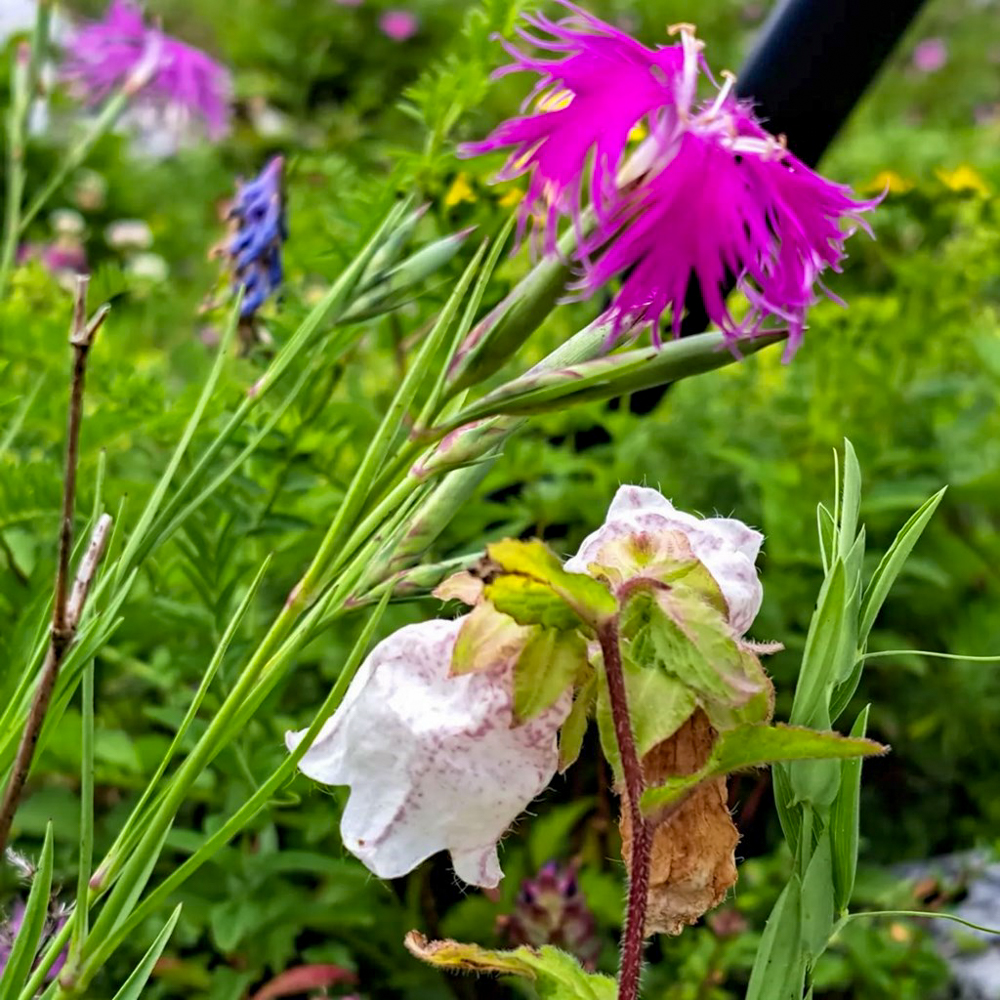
[286,486,764,887]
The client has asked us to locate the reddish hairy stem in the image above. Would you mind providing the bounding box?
[598,618,651,1000]
[0,278,109,856]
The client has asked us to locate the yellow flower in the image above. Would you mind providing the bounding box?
[862,169,913,195]
[444,173,476,208]
[936,165,991,196]
[498,187,524,208]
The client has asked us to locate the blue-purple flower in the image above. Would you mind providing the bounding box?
[62,0,231,139]
[499,862,601,969]
[227,157,287,318]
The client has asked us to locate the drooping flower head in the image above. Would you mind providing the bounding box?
[286,618,571,888]
[62,0,231,140]
[465,8,877,355]
[226,156,287,318]
[566,485,763,636]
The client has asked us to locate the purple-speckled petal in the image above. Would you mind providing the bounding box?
[566,485,764,635]
[286,618,571,888]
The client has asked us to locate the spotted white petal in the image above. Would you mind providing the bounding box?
[286,617,570,888]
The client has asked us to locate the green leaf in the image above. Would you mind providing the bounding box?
[859,487,946,639]
[745,876,807,1000]
[800,829,836,962]
[837,440,862,561]
[559,673,596,772]
[597,654,696,781]
[646,589,772,727]
[640,724,886,816]
[486,575,582,631]
[404,933,616,999]
[830,705,870,912]
[790,561,848,728]
[109,904,183,1000]
[514,627,588,723]
[0,822,54,1000]
[487,538,617,625]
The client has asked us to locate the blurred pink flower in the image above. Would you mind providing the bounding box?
[62,0,231,139]
[379,9,418,41]
[912,37,947,74]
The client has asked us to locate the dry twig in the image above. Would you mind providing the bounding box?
[0,277,111,856]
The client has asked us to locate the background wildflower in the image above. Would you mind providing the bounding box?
[225,156,287,319]
[379,10,419,42]
[913,38,948,74]
[499,861,601,969]
[62,0,231,139]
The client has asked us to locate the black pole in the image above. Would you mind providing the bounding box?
[626,0,929,414]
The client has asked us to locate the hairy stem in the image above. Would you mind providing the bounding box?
[0,278,109,856]
[598,618,651,1000]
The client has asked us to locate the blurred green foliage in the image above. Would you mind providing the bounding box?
[1,0,999,996]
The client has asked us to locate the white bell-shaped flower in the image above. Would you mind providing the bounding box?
[565,485,763,635]
[286,617,571,888]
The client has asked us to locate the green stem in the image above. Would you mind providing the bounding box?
[20,89,132,236]
[68,658,94,965]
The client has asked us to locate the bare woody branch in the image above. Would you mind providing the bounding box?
[0,277,111,857]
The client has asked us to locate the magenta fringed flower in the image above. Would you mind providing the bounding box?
[465,6,876,355]
[460,1,685,252]
[62,0,231,139]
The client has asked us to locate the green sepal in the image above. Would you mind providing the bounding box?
[596,652,696,782]
[646,588,773,728]
[487,575,584,631]
[513,627,588,724]
[488,539,618,625]
[559,672,597,772]
[451,600,530,676]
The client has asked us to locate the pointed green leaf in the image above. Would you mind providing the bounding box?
[109,904,182,1000]
[641,724,886,816]
[746,876,806,1000]
[859,487,946,639]
[838,440,862,561]
[514,628,588,723]
[772,762,802,856]
[800,829,836,961]
[831,705,870,912]
[790,560,847,728]
[0,822,54,1000]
